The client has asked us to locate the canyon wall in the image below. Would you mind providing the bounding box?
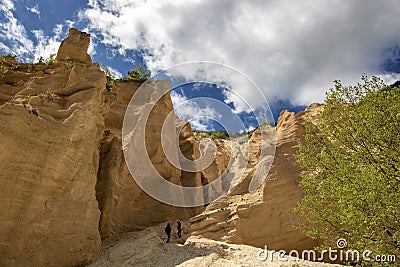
[97,80,203,238]
[0,28,204,266]
[0,27,325,266]
[0,29,105,266]
[189,104,323,252]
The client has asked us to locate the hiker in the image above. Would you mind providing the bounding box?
[177,221,182,238]
[165,223,172,243]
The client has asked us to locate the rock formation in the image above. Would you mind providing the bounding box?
[198,137,231,203]
[56,28,92,65]
[176,120,204,215]
[0,30,105,266]
[0,26,328,266]
[0,28,204,266]
[97,80,203,238]
[189,104,323,252]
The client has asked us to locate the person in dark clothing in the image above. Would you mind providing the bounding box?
[177,221,182,238]
[165,223,172,243]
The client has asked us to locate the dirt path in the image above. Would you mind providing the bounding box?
[88,224,342,267]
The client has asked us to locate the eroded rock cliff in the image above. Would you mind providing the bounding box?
[0,28,204,266]
[0,26,327,266]
[189,104,323,252]
[96,80,203,238]
[0,29,105,266]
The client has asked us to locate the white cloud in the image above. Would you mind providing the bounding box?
[192,82,204,91]
[0,0,34,57]
[157,62,266,114]
[26,4,40,17]
[79,0,400,108]
[0,42,9,51]
[65,20,75,28]
[101,65,122,78]
[245,125,255,132]
[0,1,71,62]
[87,40,97,57]
[171,91,221,131]
[377,73,400,86]
[31,24,65,61]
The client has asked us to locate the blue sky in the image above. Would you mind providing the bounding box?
[1,0,400,131]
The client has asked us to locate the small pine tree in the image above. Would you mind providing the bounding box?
[45,54,56,65]
[102,65,116,93]
[121,65,151,81]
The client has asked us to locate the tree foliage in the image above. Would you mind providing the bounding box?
[120,64,151,81]
[37,54,56,65]
[45,54,56,65]
[295,76,400,266]
[102,65,116,93]
[0,54,17,60]
[0,54,18,84]
[101,64,151,93]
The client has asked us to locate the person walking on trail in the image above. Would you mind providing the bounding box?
[165,223,172,243]
[177,221,182,238]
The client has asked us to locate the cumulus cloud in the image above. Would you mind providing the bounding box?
[65,19,75,28]
[32,24,65,61]
[171,91,222,131]
[0,0,34,57]
[245,125,255,132]
[26,4,40,17]
[0,1,71,62]
[79,0,400,109]
[156,62,268,114]
[101,65,122,78]
[378,73,400,86]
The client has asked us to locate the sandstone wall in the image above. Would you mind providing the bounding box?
[0,29,105,266]
[0,26,325,265]
[198,138,230,203]
[233,104,322,251]
[189,104,323,252]
[97,80,204,238]
[0,27,205,266]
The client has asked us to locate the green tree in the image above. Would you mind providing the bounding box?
[120,64,151,81]
[0,54,17,84]
[37,54,56,65]
[102,65,116,93]
[0,54,17,60]
[0,65,8,84]
[45,54,56,65]
[295,76,400,266]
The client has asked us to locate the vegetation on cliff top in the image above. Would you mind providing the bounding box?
[37,53,56,65]
[119,65,151,82]
[295,76,400,266]
[0,54,18,84]
[102,64,151,94]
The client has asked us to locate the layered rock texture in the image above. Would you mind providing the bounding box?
[0,29,105,266]
[189,104,323,252]
[0,28,203,266]
[0,27,326,266]
[97,80,203,238]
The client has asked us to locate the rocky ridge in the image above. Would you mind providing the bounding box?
[189,104,323,252]
[0,28,205,266]
[0,28,329,266]
[0,28,105,266]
